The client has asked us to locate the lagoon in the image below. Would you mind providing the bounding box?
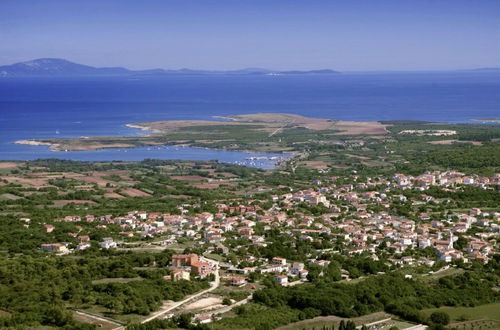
[0,144,289,169]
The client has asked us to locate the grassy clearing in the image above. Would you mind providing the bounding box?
[0,309,12,318]
[78,305,144,324]
[204,253,225,262]
[423,302,500,330]
[416,267,464,282]
[338,276,369,285]
[73,312,120,330]
[423,302,500,322]
[212,284,256,302]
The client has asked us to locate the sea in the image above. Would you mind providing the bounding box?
[0,71,499,168]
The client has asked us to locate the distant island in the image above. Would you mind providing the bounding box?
[0,58,341,77]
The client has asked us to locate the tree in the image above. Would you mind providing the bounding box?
[430,311,450,325]
[42,306,73,327]
[346,320,356,330]
[454,236,468,250]
[177,313,193,328]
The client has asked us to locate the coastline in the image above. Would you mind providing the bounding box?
[14,140,301,158]
[15,139,61,151]
[9,112,498,169]
[14,138,296,158]
[11,139,294,169]
[10,114,400,159]
[16,113,496,164]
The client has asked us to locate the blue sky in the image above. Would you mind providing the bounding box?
[1,0,499,71]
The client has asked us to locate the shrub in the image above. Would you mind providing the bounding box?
[430,311,450,325]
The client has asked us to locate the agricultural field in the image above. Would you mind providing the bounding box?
[277,312,392,330]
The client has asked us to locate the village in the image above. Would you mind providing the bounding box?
[9,168,496,327]
[3,162,500,329]
[33,169,498,279]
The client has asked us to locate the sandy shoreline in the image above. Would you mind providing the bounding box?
[213,115,239,122]
[125,123,162,134]
[15,140,61,151]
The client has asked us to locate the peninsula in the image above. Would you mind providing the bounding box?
[16,113,388,153]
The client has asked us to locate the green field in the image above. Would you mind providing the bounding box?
[416,267,465,282]
[77,304,145,324]
[424,302,500,330]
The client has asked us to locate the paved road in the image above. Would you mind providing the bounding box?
[140,257,220,324]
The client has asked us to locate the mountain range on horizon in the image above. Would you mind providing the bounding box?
[0,58,341,77]
[1,58,499,77]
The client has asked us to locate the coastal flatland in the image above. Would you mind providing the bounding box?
[16,113,388,152]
